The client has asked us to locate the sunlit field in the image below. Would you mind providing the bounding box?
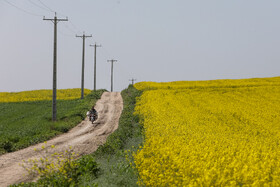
[133,77,280,186]
[0,89,104,154]
[0,88,91,103]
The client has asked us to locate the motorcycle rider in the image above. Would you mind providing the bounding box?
[89,106,98,121]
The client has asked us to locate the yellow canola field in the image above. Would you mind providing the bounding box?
[0,88,91,102]
[134,77,280,186]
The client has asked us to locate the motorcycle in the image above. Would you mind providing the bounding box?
[89,113,98,124]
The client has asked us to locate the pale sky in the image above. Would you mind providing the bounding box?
[1,0,280,92]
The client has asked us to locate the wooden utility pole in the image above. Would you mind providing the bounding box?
[107,59,117,92]
[43,12,68,122]
[89,43,101,91]
[129,78,137,85]
[76,32,92,99]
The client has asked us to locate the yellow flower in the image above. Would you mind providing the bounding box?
[133,77,280,186]
[0,89,92,102]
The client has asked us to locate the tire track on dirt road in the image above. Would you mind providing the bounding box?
[0,92,123,187]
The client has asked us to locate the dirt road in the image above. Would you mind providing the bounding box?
[0,92,123,187]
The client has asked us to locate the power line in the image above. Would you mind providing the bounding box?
[69,20,83,34]
[58,18,83,36]
[55,11,68,18]
[58,29,73,37]
[117,61,133,77]
[37,0,55,12]
[36,0,84,36]
[32,0,81,36]
[65,25,76,33]
[5,0,85,42]
[33,0,83,35]
[63,22,83,35]
[102,46,114,59]
[3,0,44,17]
[27,0,50,12]
[35,0,83,36]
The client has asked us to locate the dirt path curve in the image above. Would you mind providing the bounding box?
[0,92,123,187]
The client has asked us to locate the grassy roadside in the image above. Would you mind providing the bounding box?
[88,85,143,186]
[0,89,105,154]
[62,85,143,186]
[11,85,143,186]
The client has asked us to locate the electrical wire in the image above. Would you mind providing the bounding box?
[27,0,50,12]
[33,0,84,36]
[3,0,110,65]
[3,0,44,17]
[58,29,74,37]
[36,0,55,12]
[56,11,68,18]
[62,19,84,37]
[69,20,83,34]
[32,0,83,35]
[50,12,82,35]
[103,46,115,60]
[46,11,83,35]
[63,24,78,35]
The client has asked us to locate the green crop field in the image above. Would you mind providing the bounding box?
[0,89,105,154]
[10,85,143,187]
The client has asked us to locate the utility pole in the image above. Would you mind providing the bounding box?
[43,12,68,122]
[107,59,117,92]
[76,32,92,99]
[89,43,101,91]
[129,78,137,85]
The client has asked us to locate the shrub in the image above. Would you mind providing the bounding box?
[14,142,99,186]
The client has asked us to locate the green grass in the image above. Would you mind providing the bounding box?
[80,85,143,186]
[9,86,143,186]
[11,154,100,187]
[0,89,105,154]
